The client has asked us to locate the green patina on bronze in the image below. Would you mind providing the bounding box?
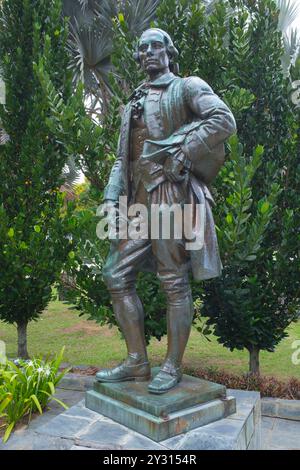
[94,368,226,418]
[95,28,236,394]
[86,369,236,442]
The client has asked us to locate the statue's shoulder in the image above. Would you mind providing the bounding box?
[182,75,213,100]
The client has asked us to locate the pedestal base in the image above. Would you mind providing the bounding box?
[85,368,236,442]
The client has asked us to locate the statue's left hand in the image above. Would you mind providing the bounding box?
[163,154,186,183]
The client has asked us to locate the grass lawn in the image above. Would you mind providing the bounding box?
[0,299,299,380]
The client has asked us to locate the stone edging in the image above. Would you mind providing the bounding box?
[261,397,300,421]
[57,373,300,422]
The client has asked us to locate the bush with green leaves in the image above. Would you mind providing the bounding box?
[0,0,75,358]
[0,348,68,443]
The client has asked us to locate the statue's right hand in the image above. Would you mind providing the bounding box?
[102,200,118,214]
[98,200,119,223]
[98,200,129,237]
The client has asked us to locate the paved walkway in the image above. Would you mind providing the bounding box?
[1,388,299,450]
[261,416,300,450]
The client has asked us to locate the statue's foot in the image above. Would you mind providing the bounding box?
[148,365,182,394]
[96,359,151,383]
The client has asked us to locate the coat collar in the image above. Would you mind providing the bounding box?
[148,72,177,87]
[129,72,178,100]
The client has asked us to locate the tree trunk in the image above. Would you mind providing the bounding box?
[17,321,29,359]
[248,346,260,375]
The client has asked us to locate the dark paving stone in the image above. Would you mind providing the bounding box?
[70,445,97,450]
[37,413,92,439]
[54,389,85,406]
[0,430,73,450]
[77,419,134,445]
[164,431,236,450]
[59,375,95,392]
[121,433,168,450]
[62,404,100,421]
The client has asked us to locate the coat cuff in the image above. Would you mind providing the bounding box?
[103,184,122,202]
[176,148,193,171]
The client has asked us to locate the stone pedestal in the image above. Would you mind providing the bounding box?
[85,368,236,442]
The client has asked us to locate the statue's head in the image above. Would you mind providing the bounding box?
[133,28,179,76]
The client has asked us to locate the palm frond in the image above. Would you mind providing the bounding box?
[94,0,120,30]
[0,128,9,145]
[62,156,82,189]
[121,0,160,37]
[275,0,300,33]
[68,18,113,91]
[63,0,97,26]
[286,28,300,64]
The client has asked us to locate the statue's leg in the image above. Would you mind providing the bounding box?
[161,276,194,369]
[147,180,194,393]
[110,286,149,365]
[96,238,153,383]
[148,273,194,394]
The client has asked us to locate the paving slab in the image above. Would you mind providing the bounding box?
[0,429,74,450]
[268,418,300,450]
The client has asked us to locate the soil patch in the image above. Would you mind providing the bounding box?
[60,321,114,337]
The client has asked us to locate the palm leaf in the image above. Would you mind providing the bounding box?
[62,156,82,189]
[275,0,300,33]
[0,127,9,145]
[68,18,113,91]
[119,0,160,37]
[282,27,300,73]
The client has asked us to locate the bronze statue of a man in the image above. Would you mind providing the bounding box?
[96,28,236,394]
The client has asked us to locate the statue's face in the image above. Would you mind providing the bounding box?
[138,30,170,75]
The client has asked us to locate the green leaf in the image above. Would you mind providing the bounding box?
[254,145,264,157]
[7,228,14,238]
[48,396,69,410]
[0,395,13,413]
[245,255,257,261]
[226,214,233,224]
[47,382,55,395]
[68,251,75,259]
[34,225,41,233]
[19,241,28,250]
[260,202,270,214]
[3,422,15,443]
[30,394,43,414]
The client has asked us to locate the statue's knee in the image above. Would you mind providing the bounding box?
[103,265,135,295]
[160,276,191,302]
[102,265,113,288]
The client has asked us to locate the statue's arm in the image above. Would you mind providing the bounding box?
[181,76,236,162]
[103,103,131,202]
[103,134,125,202]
